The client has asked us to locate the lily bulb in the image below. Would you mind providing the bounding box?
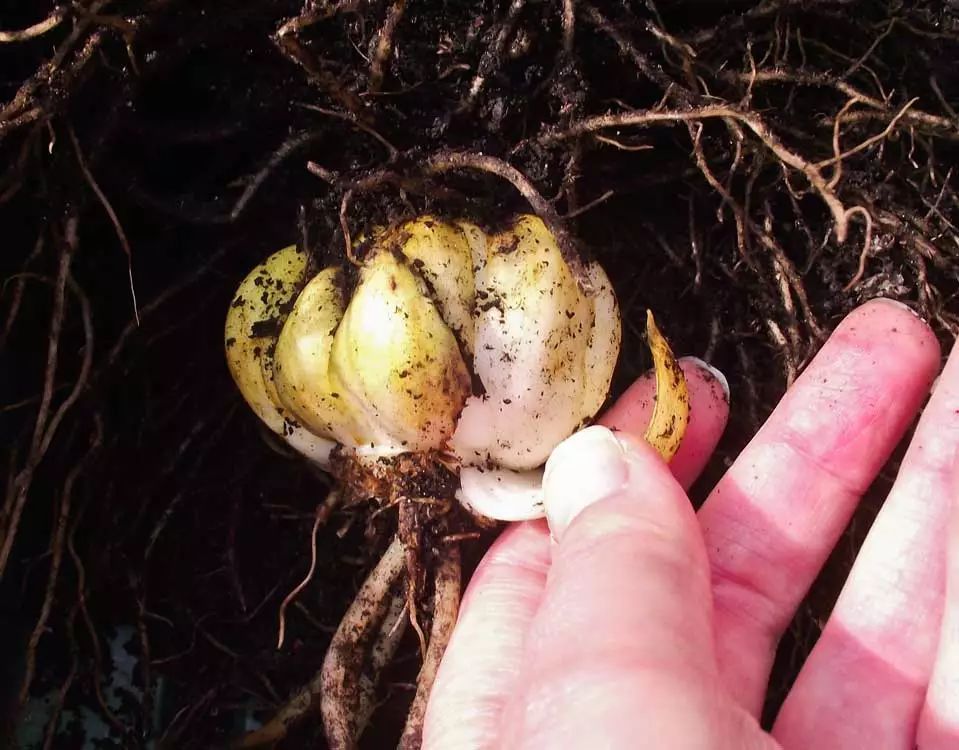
[224,215,689,521]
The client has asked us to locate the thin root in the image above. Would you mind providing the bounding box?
[19,416,103,708]
[461,0,526,111]
[842,206,876,290]
[424,150,589,287]
[399,497,428,659]
[276,489,341,649]
[68,125,140,325]
[535,104,871,247]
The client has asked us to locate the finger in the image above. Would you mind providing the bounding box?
[916,489,959,749]
[698,298,941,715]
[498,428,762,747]
[775,337,959,748]
[602,357,730,490]
[423,358,730,749]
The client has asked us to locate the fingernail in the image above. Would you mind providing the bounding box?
[543,425,629,540]
[682,356,730,402]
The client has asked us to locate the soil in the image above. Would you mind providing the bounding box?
[1,0,958,747]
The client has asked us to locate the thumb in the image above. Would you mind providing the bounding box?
[498,426,734,748]
[543,425,716,671]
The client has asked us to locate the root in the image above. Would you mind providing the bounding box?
[99,245,229,377]
[41,602,79,750]
[299,103,399,161]
[0,124,39,203]
[561,0,575,57]
[398,496,428,658]
[562,189,615,219]
[841,206,875,290]
[405,562,428,660]
[333,167,442,264]
[537,104,867,245]
[397,544,462,750]
[686,122,823,342]
[339,187,363,265]
[68,498,130,738]
[357,590,409,729]
[0,220,93,582]
[233,586,407,749]
[276,489,341,649]
[0,0,113,139]
[424,150,589,286]
[461,0,527,112]
[0,235,44,350]
[230,130,325,221]
[320,536,406,749]
[816,98,920,171]
[69,125,140,325]
[719,67,959,138]
[18,416,103,707]
[369,0,407,93]
[273,5,368,119]
[580,3,678,94]
[0,6,68,43]
[335,152,571,274]
[128,570,154,734]
[276,1,358,38]
[4,1,958,744]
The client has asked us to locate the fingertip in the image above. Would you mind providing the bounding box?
[544,426,694,544]
[837,298,941,369]
[672,358,731,489]
[543,426,631,541]
[684,356,731,402]
[601,357,730,434]
[564,437,700,556]
[861,296,930,326]
[601,357,730,489]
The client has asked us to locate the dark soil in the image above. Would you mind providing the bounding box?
[1,0,958,747]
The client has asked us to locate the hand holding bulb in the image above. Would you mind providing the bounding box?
[424,298,959,750]
[224,213,690,748]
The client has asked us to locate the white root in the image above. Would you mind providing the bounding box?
[397,545,462,750]
[321,536,406,749]
[232,536,405,749]
[357,589,409,730]
[232,579,406,749]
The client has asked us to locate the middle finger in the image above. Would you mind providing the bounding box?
[698,298,941,715]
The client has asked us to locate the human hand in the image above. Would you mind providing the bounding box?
[423,298,959,748]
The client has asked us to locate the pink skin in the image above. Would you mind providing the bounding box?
[423,298,955,749]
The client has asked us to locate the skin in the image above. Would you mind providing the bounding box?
[423,298,959,749]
